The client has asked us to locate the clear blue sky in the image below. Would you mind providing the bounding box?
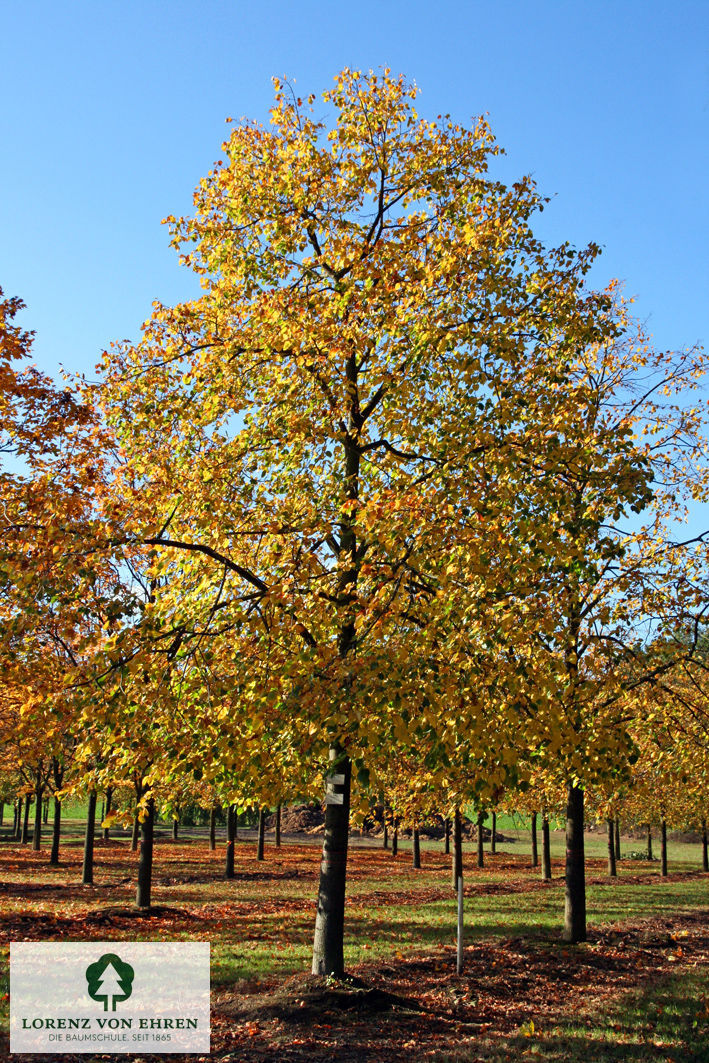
[1,1,707,382]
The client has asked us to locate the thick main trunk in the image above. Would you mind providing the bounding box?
[452,809,463,890]
[103,787,113,841]
[82,791,97,885]
[563,784,586,943]
[444,817,451,855]
[412,824,421,869]
[275,804,281,848]
[702,818,708,873]
[383,822,388,849]
[257,808,266,861]
[531,812,538,868]
[607,817,617,877]
[225,804,236,878]
[392,821,398,857]
[614,818,621,861]
[136,798,155,909]
[172,817,179,841]
[490,811,497,855]
[311,749,351,977]
[476,812,484,868]
[660,819,668,877]
[541,814,552,880]
[50,797,62,865]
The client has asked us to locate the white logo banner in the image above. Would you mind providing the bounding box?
[10,942,210,1054]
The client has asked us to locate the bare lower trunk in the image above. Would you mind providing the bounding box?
[563,784,586,943]
[392,820,398,857]
[444,817,451,855]
[209,806,217,851]
[103,787,113,841]
[476,812,484,868]
[383,823,388,849]
[412,824,421,869]
[225,805,236,878]
[82,791,97,885]
[275,804,281,848]
[490,811,496,855]
[311,748,351,977]
[50,797,62,865]
[541,814,552,880]
[136,798,155,909]
[647,824,653,862]
[614,818,621,861]
[257,808,266,861]
[607,817,617,877]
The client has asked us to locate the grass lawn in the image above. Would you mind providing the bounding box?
[1,825,708,1061]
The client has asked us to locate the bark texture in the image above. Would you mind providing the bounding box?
[563,784,586,943]
[136,797,155,909]
[311,749,352,977]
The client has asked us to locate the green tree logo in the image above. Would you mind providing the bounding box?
[85,953,135,1011]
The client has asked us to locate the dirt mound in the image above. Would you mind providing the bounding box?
[219,972,419,1025]
[266,804,325,833]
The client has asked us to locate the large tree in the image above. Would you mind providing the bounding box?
[97,69,644,975]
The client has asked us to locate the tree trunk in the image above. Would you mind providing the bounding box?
[383,822,388,849]
[257,807,266,861]
[392,820,398,857]
[12,799,20,837]
[614,817,621,861]
[563,784,586,943]
[32,773,43,851]
[452,808,463,889]
[660,818,668,877]
[541,814,552,880]
[311,749,351,977]
[136,797,155,909]
[225,804,236,878]
[607,817,617,877]
[490,811,497,855]
[702,818,708,873]
[444,817,451,855]
[412,824,421,869]
[21,795,31,843]
[50,796,62,865]
[531,811,538,867]
[172,817,179,841]
[103,787,113,841]
[647,824,653,861]
[476,812,484,868]
[82,791,97,885]
[209,806,217,851]
[275,804,281,848]
[43,798,49,824]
